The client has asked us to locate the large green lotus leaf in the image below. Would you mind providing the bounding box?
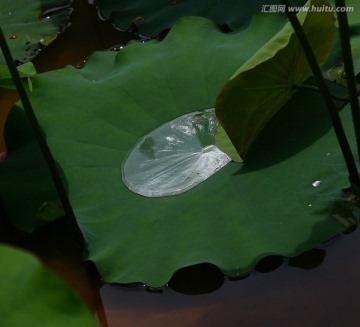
[0,105,64,232]
[98,0,306,36]
[0,244,98,327]
[3,16,358,287]
[0,15,285,230]
[0,0,72,67]
[215,0,334,158]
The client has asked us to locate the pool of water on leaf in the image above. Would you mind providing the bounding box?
[1,1,360,326]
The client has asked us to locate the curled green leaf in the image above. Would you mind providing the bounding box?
[215,0,335,158]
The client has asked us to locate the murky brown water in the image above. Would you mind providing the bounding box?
[1,1,360,326]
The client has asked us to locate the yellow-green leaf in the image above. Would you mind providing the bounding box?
[215,0,335,158]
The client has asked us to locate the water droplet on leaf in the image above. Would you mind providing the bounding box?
[137,34,151,42]
[74,60,87,69]
[109,44,124,51]
[312,180,322,188]
[122,108,231,197]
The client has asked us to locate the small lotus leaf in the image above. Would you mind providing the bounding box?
[0,0,72,67]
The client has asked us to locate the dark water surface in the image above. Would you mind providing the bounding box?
[101,230,360,326]
[1,1,360,326]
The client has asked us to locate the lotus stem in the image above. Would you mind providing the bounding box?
[0,27,80,230]
[280,0,360,187]
[335,0,360,163]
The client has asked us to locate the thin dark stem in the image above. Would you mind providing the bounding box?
[293,83,356,101]
[0,27,79,229]
[280,0,360,187]
[335,0,360,163]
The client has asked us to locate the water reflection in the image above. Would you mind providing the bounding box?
[253,255,286,273]
[99,229,360,326]
[32,0,135,73]
[168,263,224,295]
[288,249,326,270]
